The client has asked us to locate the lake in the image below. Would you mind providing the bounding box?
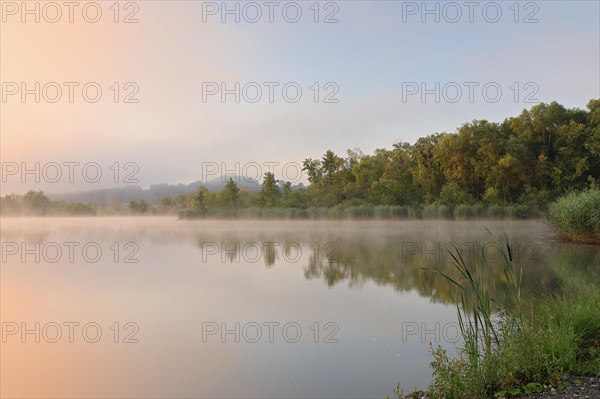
[1,217,598,398]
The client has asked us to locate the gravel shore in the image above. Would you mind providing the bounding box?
[516,377,599,399]
[400,376,599,399]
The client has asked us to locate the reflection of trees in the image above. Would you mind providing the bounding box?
[541,245,600,291]
[187,226,594,306]
[301,236,572,305]
[305,257,352,287]
[4,219,596,307]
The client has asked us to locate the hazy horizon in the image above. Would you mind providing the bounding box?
[2,2,600,397]
[2,1,599,194]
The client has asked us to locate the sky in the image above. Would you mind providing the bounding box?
[1,0,599,194]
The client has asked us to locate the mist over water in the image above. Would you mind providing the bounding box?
[2,0,598,396]
[2,217,597,398]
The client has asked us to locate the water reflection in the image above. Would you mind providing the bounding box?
[185,224,596,304]
[3,218,598,307]
[1,218,598,398]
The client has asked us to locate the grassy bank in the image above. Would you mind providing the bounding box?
[394,232,600,399]
[178,204,542,220]
[548,189,600,244]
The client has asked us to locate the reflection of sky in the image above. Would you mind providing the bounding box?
[2,1,598,193]
[1,219,456,397]
[2,218,597,396]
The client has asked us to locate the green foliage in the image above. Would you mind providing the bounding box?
[260,172,280,207]
[0,190,97,216]
[128,199,150,214]
[424,231,600,399]
[373,205,409,219]
[58,201,96,216]
[494,382,545,397]
[548,189,600,243]
[23,190,51,214]
[487,205,506,219]
[437,205,452,219]
[194,187,208,213]
[422,204,441,219]
[428,347,477,399]
[539,290,600,376]
[292,100,598,215]
[219,178,241,208]
[5,100,599,219]
[440,182,472,206]
[454,204,485,219]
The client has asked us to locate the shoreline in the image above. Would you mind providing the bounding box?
[398,376,599,399]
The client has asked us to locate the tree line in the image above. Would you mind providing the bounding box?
[179,100,600,218]
[2,100,598,218]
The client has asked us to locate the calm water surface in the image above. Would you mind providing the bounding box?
[1,217,598,398]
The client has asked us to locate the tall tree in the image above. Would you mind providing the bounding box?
[219,178,240,208]
[260,172,280,207]
[194,187,208,213]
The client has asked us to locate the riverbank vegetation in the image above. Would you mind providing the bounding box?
[176,99,599,219]
[0,190,97,216]
[2,99,599,219]
[548,188,600,244]
[396,233,600,399]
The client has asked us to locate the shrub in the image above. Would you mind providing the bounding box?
[548,189,600,243]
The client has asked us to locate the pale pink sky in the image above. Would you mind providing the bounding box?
[1,1,598,194]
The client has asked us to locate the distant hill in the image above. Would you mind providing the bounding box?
[50,176,262,206]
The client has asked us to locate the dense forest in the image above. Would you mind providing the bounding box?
[2,100,599,218]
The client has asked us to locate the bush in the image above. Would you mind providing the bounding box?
[548,189,600,243]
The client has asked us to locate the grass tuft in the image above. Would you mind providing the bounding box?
[548,189,600,244]
[420,229,600,399]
